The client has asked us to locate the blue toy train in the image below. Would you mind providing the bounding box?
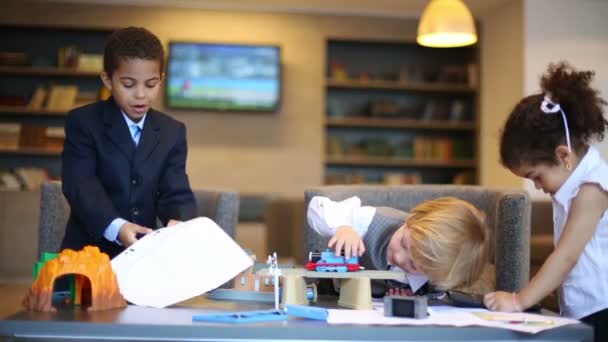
[305,249,360,272]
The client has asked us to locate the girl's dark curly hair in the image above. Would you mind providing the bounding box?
[103,27,164,76]
[500,62,608,169]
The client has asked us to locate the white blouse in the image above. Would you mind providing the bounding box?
[551,146,608,319]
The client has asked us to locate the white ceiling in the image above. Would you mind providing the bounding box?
[43,0,514,18]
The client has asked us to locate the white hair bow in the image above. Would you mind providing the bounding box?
[541,95,572,152]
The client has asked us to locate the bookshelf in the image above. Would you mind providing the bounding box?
[324,39,479,185]
[326,79,475,93]
[0,25,111,189]
[0,66,101,77]
[0,146,62,156]
[0,105,69,117]
[326,117,476,131]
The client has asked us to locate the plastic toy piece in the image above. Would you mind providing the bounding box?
[33,252,58,279]
[384,295,428,319]
[338,276,373,309]
[207,289,276,302]
[23,246,127,312]
[266,252,281,310]
[33,252,77,303]
[192,309,287,323]
[232,254,276,293]
[257,268,407,310]
[208,283,317,304]
[280,273,310,307]
[285,304,328,320]
[305,249,360,272]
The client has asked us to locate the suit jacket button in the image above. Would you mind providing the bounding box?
[131,207,140,216]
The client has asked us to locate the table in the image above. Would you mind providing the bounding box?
[0,297,593,342]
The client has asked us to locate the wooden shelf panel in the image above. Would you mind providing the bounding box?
[0,106,68,117]
[326,79,476,93]
[0,66,100,77]
[326,117,476,130]
[0,147,62,156]
[325,156,477,168]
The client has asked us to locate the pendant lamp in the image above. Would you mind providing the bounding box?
[417,0,477,48]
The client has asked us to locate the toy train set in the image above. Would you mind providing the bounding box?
[305,249,361,272]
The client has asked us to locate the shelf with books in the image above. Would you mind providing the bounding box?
[0,105,69,117]
[323,38,479,185]
[326,79,476,93]
[0,24,111,183]
[0,66,100,77]
[326,117,476,131]
[325,156,477,168]
[0,146,62,156]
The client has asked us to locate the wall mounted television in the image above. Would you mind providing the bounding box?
[166,41,281,112]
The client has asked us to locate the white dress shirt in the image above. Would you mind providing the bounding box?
[552,146,608,319]
[307,196,376,238]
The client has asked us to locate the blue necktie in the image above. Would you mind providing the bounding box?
[131,124,142,146]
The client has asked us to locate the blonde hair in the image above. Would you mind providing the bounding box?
[406,197,488,290]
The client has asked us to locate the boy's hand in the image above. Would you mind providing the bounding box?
[167,219,181,226]
[328,225,365,259]
[386,288,414,297]
[118,222,153,247]
[484,291,523,312]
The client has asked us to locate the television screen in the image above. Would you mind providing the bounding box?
[166,42,281,112]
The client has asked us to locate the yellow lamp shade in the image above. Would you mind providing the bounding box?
[417,0,478,48]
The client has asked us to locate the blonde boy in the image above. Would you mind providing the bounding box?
[307,196,488,294]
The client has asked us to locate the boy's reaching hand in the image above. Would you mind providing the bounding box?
[328,225,365,259]
[118,222,153,247]
[386,287,414,297]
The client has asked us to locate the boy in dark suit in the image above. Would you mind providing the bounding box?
[308,196,489,296]
[61,27,197,259]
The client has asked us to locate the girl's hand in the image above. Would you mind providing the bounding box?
[328,225,365,259]
[484,291,523,312]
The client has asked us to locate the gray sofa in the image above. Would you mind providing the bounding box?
[0,189,40,282]
[38,181,240,256]
[0,182,238,283]
[304,185,531,292]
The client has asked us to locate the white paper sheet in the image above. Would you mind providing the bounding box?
[327,304,580,334]
[111,217,253,308]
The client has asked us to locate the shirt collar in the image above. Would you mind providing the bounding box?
[553,146,600,207]
[121,110,147,131]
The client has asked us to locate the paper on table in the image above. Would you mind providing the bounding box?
[469,311,580,334]
[111,217,253,308]
[328,305,580,334]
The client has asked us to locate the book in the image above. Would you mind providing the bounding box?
[45,127,65,150]
[77,53,103,72]
[73,90,98,108]
[13,167,50,191]
[0,170,22,190]
[0,123,21,149]
[45,85,79,111]
[27,86,48,110]
[19,125,47,148]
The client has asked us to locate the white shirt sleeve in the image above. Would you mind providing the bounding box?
[307,195,376,238]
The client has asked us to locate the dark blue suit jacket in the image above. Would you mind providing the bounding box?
[60,98,197,258]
